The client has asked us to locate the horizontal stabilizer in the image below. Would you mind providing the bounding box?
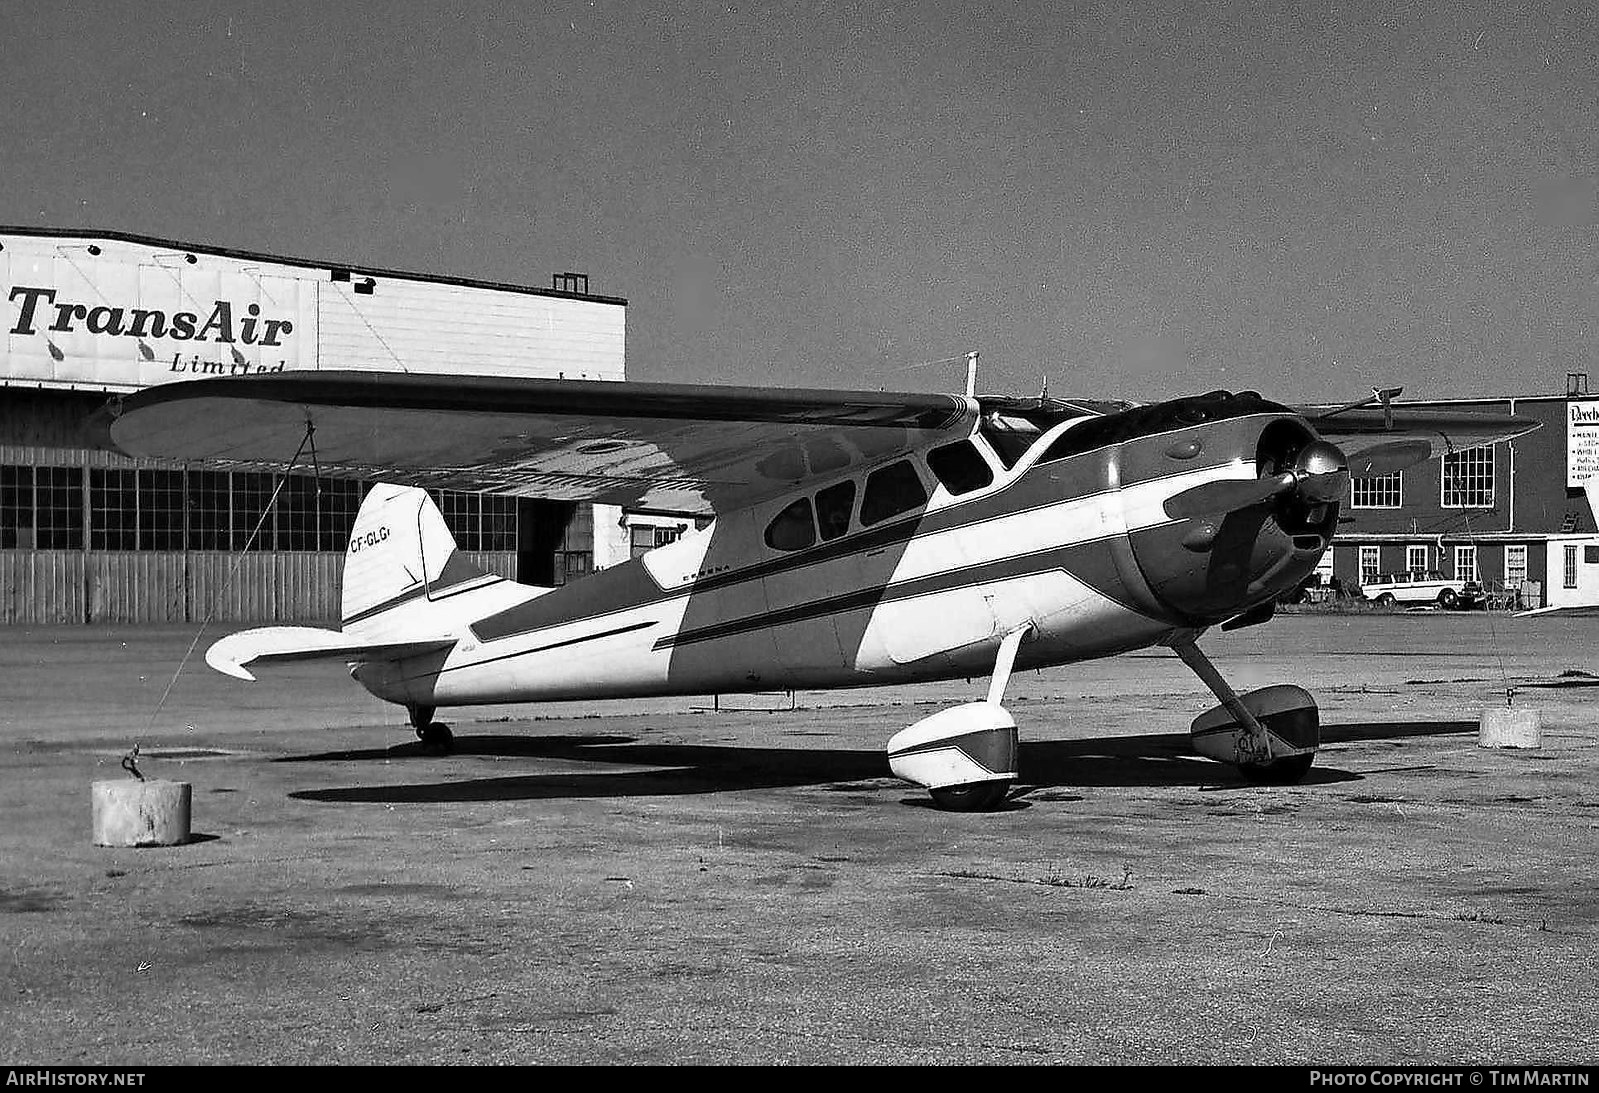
[206,626,456,681]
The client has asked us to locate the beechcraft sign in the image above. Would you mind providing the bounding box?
[1569,399,1599,490]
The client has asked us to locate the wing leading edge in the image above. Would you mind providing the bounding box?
[102,372,977,516]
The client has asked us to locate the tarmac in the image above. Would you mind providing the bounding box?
[1,612,1597,1065]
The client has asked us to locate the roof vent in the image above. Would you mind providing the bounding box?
[552,272,589,295]
[1568,372,1591,397]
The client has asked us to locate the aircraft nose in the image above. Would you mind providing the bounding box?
[1124,416,1338,622]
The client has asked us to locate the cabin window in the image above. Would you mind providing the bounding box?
[977,413,1043,468]
[927,440,993,496]
[860,460,928,526]
[1037,416,1119,465]
[814,480,856,542]
[765,497,817,551]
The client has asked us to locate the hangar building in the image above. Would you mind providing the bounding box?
[1319,379,1599,609]
[1,227,630,624]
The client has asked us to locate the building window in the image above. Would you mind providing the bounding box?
[1351,473,1403,509]
[137,470,184,550]
[231,472,277,550]
[35,467,84,550]
[1566,545,1579,589]
[1406,544,1428,576]
[90,469,139,550]
[1504,545,1528,587]
[186,470,231,551]
[1441,447,1494,508]
[1359,545,1380,586]
[2,466,35,549]
[318,479,366,551]
[480,494,517,553]
[1455,544,1478,584]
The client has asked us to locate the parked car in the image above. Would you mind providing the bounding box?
[1359,570,1483,609]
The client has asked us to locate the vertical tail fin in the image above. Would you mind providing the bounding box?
[340,484,495,631]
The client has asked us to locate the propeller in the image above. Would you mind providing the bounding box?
[1163,434,1435,521]
[1164,439,1350,520]
[1344,438,1433,478]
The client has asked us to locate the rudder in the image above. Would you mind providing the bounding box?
[340,484,492,629]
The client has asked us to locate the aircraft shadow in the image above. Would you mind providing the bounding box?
[281,719,1474,804]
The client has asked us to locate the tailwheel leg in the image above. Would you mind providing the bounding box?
[408,705,453,755]
[1167,635,1319,783]
[887,625,1032,812]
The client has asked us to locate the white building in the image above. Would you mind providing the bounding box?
[1,227,630,623]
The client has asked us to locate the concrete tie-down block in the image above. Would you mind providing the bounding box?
[1478,707,1542,749]
[92,780,192,847]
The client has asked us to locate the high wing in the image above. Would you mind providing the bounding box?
[100,372,976,516]
[1297,405,1542,465]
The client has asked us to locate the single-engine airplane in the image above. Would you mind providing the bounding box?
[103,374,1534,809]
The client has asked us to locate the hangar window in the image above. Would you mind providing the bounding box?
[480,494,518,554]
[429,488,516,553]
[927,440,993,496]
[137,470,184,550]
[434,490,482,551]
[860,460,928,526]
[34,467,84,550]
[274,475,323,552]
[1,466,35,549]
[231,472,277,550]
[765,497,817,552]
[1441,447,1494,508]
[90,469,138,551]
[317,479,365,551]
[187,470,232,551]
[1350,472,1402,509]
[815,480,856,542]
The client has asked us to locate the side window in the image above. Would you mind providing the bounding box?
[764,497,816,551]
[860,460,928,526]
[927,440,993,496]
[815,480,856,542]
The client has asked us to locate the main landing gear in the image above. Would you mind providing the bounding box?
[886,626,1031,812]
[1167,635,1319,783]
[408,704,454,755]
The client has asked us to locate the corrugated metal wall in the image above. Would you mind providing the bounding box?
[3,548,519,624]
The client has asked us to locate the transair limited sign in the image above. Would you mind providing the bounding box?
[8,286,296,346]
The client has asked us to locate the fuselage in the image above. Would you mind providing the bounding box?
[351,391,1336,709]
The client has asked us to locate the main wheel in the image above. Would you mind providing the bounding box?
[419,722,454,755]
[928,781,1010,812]
[1238,753,1315,784]
[1437,588,1458,609]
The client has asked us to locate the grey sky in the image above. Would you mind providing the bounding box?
[3,0,1596,402]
